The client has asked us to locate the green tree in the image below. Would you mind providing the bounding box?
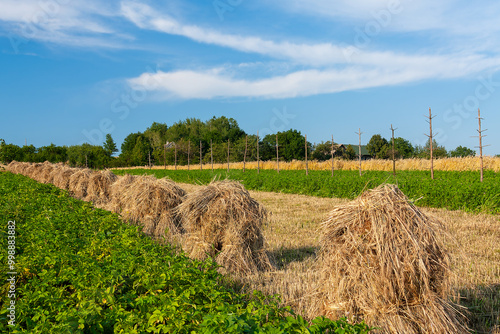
[312,141,341,161]
[343,144,356,160]
[449,146,475,158]
[0,143,23,163]
[103,134,118,157]
[120,132,152,166]
[21,145,38,162]
[35,144,67,163]
[366,134,390,159]
[202,116,245,144]
[415,140,448,159]
[131,136,151,166]
[392,137,414,159]
[144,122,168,165]
[67,144,110,168]
[261,129,309,162]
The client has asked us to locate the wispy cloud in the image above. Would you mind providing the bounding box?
[122,1,500,100]
[0,0,131,50]
[120,1,500,67]
[127,54,500,100]
[3,0,499,100]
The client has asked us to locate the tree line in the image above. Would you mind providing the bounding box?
[0,116,480,167]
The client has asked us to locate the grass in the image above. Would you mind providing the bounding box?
[112,168,500,214]
[4,161,499,332]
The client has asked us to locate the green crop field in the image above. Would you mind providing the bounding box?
[0,171,372,333]
[113,169,500,214]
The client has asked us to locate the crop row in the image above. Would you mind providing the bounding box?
[0,172,371,333]
[113,169,500,214]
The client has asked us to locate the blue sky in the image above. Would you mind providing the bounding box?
[1,0,499,155]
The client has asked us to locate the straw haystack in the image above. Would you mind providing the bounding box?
[23,162,44,179]
[312,184,467,333]
[18,162,32,176]
[38,162,63,184]
[85,170,118,206]
[68,168,94,199]
[114,175,185,239]
[6,161,26,174]
[176,180,273,275]
[52,166,78,190]
[106,173,137,213]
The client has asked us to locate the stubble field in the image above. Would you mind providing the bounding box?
[177,182,500,333]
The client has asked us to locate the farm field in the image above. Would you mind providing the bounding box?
[116,156,500,173]
[3,162,499,332]
[0,171,371,333]
[113,169,500,214]
[175,182,500,333]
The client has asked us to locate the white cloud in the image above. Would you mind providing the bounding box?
[120,1,500,68]
[121,1,500,99]
[127,53,500,100]
[0,0,130,49]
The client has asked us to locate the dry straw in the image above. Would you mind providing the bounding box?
[39,162,64,184]
[107,173,138,214]
[111,174,185,239]
[6,161,26,174]
[85,170,118,206]
[52,166,78,190]
[68,168,94,200]
[312,184,468,333]
[24,162,44,179]
[176,179,274,275]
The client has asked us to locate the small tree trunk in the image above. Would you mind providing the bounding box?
[305,134,308,176]
[257,131,260,174]
[276,134,279,173]
[331,135,334,177]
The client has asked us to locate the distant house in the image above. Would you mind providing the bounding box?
[349,145,371,160]
[332,144,346,155]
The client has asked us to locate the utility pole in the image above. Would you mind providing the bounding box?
[276,134,279,173]
[390,124,398,176]
[425,108,436,180]
[305,134,308,175]
[210,139,213,172]
[227,138,230,173]
[187,140,190,171]
[475,108,489,182]
[243,135,248,172]
[355,128,363,176]
[331,135,334,177]
[200,141,203,171]
[257,131,260,174]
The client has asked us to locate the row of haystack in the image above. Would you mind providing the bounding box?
[5,161,274,275]
[6,161,468,333]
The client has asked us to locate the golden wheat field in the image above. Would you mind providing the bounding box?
[122,156,500,173]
